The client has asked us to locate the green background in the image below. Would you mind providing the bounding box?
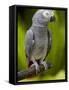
[17,8,66,82]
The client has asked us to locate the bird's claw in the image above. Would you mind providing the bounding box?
[40,61,48,71]
[30,62,40,74]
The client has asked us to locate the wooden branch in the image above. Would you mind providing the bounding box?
[17,63,52,81]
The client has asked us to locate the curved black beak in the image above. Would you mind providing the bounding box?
[50,15,56,22]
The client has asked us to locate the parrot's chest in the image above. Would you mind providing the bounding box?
[32,33,48,59]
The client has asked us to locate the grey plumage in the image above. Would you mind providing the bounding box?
[25,9,55,74]
[45,29,52,58]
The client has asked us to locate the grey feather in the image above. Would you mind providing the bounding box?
[47,29,52,54]
[46,29,52,58]
[25,29,34,59]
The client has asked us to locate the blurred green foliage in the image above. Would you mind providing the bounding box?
[18,8,65,82]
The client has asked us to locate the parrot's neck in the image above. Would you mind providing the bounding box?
[31,25,48,32]
[32,22,48,28]
[31,25,48,36]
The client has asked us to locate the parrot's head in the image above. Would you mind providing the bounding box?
[32,9,56,26]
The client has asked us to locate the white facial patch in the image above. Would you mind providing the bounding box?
[43,11,49,18]
[43,10,54,18]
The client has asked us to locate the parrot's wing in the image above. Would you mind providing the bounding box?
[46,29,52,56]
[25,29,35,59]
[43,29,52,61]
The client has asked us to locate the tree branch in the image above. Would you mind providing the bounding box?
[17,63,52,81]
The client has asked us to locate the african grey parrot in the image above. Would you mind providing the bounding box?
[25,9,55,74]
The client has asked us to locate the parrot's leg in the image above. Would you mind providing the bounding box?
[40,60,48,71]
[30,57,40,74]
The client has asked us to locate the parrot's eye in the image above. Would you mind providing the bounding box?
[43,11,49,17]
[46,13,49,15]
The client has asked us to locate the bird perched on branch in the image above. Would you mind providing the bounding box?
[25,9,56,74]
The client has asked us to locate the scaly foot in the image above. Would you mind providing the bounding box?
[30,61,40,74]
[40,60,48,71]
